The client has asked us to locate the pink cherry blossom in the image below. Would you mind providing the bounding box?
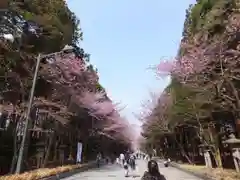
[79,91,105,109]
[103,123,125,132]
[41,54,134,146]
[91,100,116,116]
[155,59,176,77]
[154,44,210,82]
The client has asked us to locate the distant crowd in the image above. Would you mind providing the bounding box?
[96,151,168,179]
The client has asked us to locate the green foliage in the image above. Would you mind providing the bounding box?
[165,80,195,127]
[143,0,238,164]
[183,0,233,37]
[9,0,82,53]
[0,2,133,172]
[0,0,84,78]
[96,83,105,92]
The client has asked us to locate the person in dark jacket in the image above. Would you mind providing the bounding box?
[128,155,136,170]
[149,153,153,160]
[141,160,166,180]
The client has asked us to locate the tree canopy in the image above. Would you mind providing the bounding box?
[0,0,133,173]
[140,0,240,167]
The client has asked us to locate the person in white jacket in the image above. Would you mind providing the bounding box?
[120,153,125,167]
[116,157,120,165]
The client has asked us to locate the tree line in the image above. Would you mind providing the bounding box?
[140,0,240,169]
[0,0,133,174]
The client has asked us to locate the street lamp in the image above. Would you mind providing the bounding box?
[223,133,240,172]
[15,45,74,173]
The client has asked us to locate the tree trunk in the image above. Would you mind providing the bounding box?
[68,133,74,161]
[10,128,18,173]
[174,137,193,164]
[53,136,59,162]
[42,132,55,168]
[208,126,223,168]
[9,115,21,174]
[213,148,223,168]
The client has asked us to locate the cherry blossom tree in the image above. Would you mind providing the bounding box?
[38,51,134,156]
[153,42,213,84]
[149,42,235,165]
[41,54,98,93]
[134,90,163,123]
[73,87,133,146]
[79,91,105,109]
[0,3,135,171]
[90,101,117,116]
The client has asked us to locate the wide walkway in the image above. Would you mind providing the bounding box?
[62,160,203,180]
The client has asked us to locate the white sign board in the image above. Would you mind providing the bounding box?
[76,142,83,163]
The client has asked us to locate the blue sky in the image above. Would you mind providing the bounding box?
[67,0,195,127]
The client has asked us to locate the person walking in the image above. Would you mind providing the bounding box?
[125,151,130,162]
[116,157,120,165]
[153,149,157,157]
[120,153,125,167]
[141,160,166,180]
[96,152,102,168]
[123,159,129,177]
[149,153,153,160]
[110,154,115,164]
[128,155,137,177]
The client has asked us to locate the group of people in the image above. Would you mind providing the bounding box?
[117,152,137,177]
[116,152,166,179]
[135,152,152,161]
[97,151,167,179]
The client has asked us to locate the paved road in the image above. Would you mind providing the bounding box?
[62,160,203,180]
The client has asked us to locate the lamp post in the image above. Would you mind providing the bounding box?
[15,45,74,174]
[198,144,213,168]
[0,96,3,131]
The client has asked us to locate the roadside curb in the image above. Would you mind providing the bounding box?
[169,162,214,180]
[155,158,214,180]
[39,162,97,180]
